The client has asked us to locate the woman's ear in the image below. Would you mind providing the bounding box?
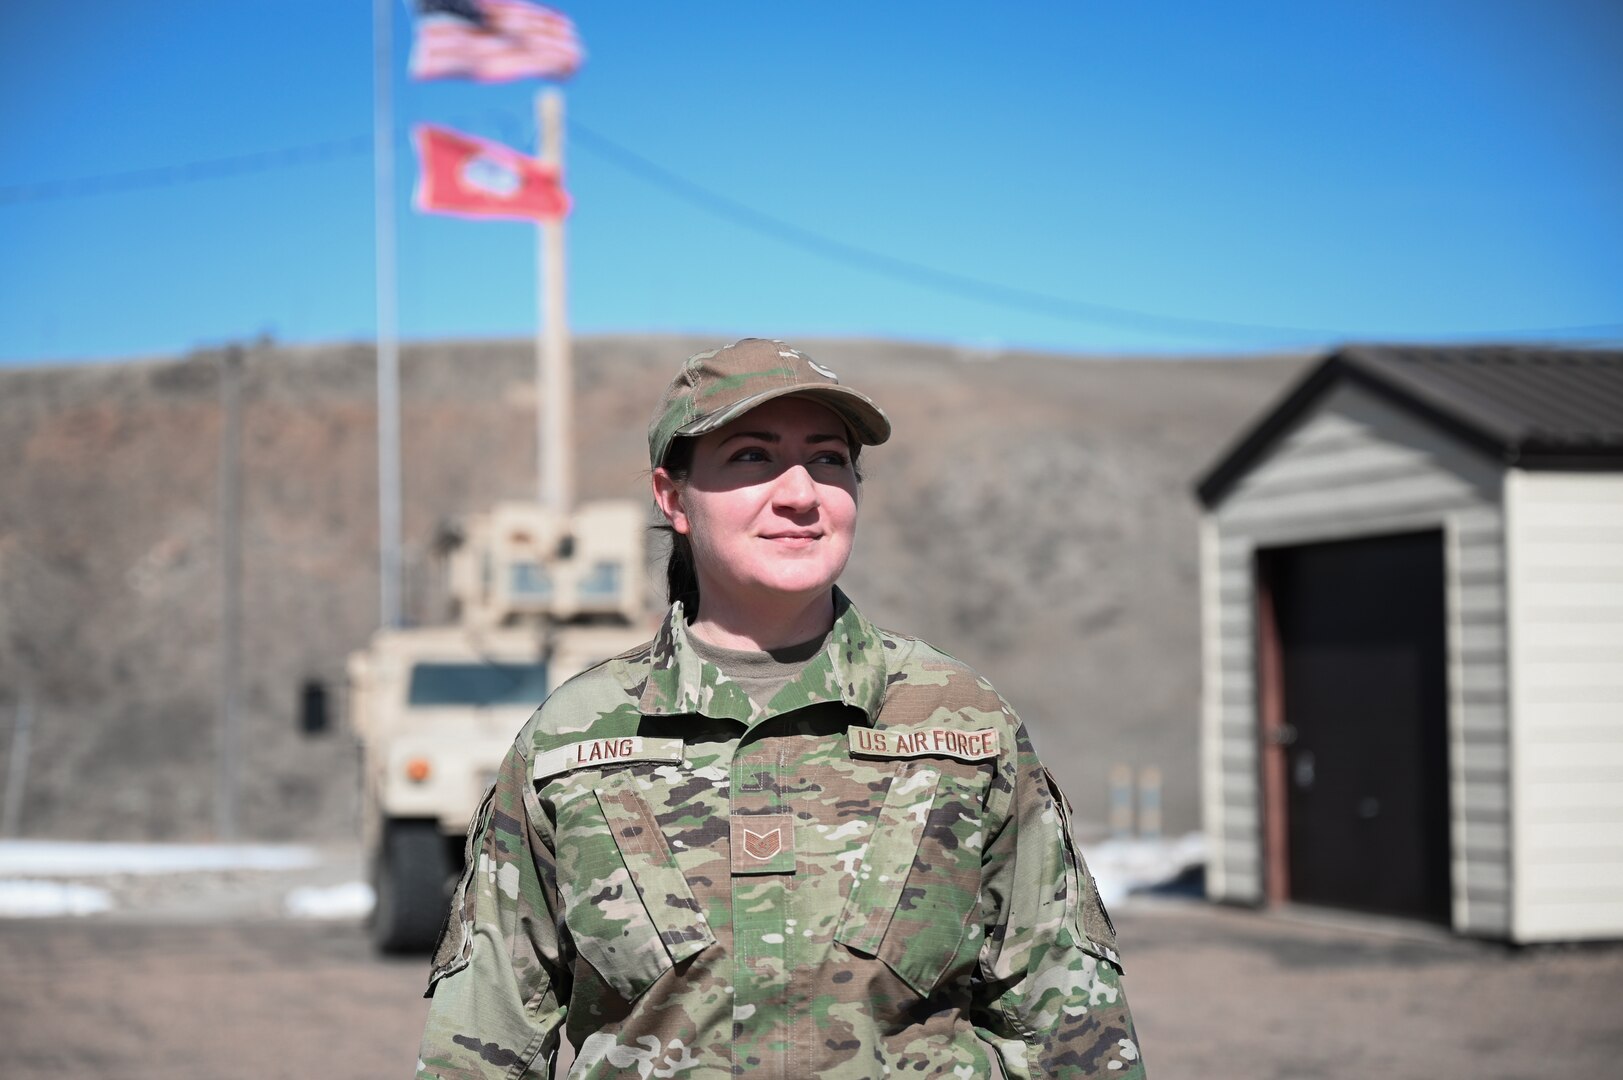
[651,467,691,536]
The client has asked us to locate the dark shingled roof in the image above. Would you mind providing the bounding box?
[1196,344,1623,507]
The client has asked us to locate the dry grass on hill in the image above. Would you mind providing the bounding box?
[0,335,1306,840]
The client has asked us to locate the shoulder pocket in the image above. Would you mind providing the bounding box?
[835,762,988,994]
[1044,767,1123,972]
[427,782,495,994]
[554,769,715,1003]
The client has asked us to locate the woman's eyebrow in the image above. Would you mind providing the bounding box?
[717,431,848,445]
[718,430,779,445]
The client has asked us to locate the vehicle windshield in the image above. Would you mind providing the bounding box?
[406,662,548,708]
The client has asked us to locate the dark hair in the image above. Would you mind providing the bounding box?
[656,437,702,614]
[654,429,864,613]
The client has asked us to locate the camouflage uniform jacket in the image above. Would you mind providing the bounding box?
[418,591,1144,1079]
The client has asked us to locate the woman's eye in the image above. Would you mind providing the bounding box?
[730,447,770,463]
[812,451,851,468]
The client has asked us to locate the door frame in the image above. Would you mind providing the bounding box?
[1254,554,1291,906]
[1253,529,1454,919]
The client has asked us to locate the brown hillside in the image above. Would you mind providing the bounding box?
[0,335,1307,840]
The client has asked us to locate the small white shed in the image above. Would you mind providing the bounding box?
[1194,345,1623,942]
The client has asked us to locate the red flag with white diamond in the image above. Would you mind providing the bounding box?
[412,124,571,221]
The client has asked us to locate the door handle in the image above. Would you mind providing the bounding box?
[1293,750,1316,789]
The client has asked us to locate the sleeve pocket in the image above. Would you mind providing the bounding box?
[427,782,496,994]
[1043,767,1124,974]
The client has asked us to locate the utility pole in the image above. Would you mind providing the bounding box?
[374,0,404,628]
[537,88,573,516]
[1,679,33,839]
[216,345,244,840]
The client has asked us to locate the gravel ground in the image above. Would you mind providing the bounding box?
[3,895,1621,1079]
[1123,900,1623,1080]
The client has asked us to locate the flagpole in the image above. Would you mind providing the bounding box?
[374,0,403,628]
[537,88,573,517]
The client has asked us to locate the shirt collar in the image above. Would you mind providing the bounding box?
[635,587,889,727]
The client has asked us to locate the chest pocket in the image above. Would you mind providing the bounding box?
[834,761,988,994]
[552,768,715,1002]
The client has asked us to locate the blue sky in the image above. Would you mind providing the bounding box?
[1,1,1620,364]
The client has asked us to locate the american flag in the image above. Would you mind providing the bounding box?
[410,0,583,83]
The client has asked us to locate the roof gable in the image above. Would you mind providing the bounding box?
[1196,345,1623,508]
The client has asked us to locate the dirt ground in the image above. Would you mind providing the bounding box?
[4,899,1622,1080]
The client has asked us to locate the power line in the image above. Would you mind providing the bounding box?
[568,122,1623,346]
[0,114,509,207]
[0,135,374,206]
[4,123,1620,345]
[570,123,1332,345]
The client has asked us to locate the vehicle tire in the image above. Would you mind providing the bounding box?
[371,819,453,954]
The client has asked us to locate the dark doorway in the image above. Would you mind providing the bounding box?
[1256,530,1452,924]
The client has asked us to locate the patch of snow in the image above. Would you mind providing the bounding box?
[0,879,114,917]
[1080,832,1206,909]
[0,840,319,876]
[285,881,376,920]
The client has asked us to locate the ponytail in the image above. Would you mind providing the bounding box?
[664,531,701,613]
[655,438,702,614]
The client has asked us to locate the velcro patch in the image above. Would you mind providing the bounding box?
[532,736,684,781]
[730,812,796,875]
[848,725,999,762]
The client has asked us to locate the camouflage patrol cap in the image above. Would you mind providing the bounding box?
[648,338,892,468]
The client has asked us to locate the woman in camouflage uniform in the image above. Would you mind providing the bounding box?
[416,339,1145,1079]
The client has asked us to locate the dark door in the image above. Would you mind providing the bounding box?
[1258,530,1451,923]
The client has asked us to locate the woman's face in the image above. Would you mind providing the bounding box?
[654,396,860,611]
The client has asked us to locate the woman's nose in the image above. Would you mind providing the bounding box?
[772,464,819,511]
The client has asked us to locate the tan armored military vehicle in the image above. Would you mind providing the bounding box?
[348,499,651,952]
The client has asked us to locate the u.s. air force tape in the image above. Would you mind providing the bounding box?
[532,736,685,780]
[847,725,999,761]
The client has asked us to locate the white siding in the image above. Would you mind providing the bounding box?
[1202,525,1263,902]
[1506,470,1623,942]
[1204,381,1510,933]
[1198,516,1234,898]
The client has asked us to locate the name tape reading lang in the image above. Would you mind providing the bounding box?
[532,736,685,781]
[847,725,999,762]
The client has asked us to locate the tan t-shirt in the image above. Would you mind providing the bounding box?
[683,625,831,709]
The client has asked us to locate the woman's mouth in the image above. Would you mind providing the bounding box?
[761,531,821,545]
